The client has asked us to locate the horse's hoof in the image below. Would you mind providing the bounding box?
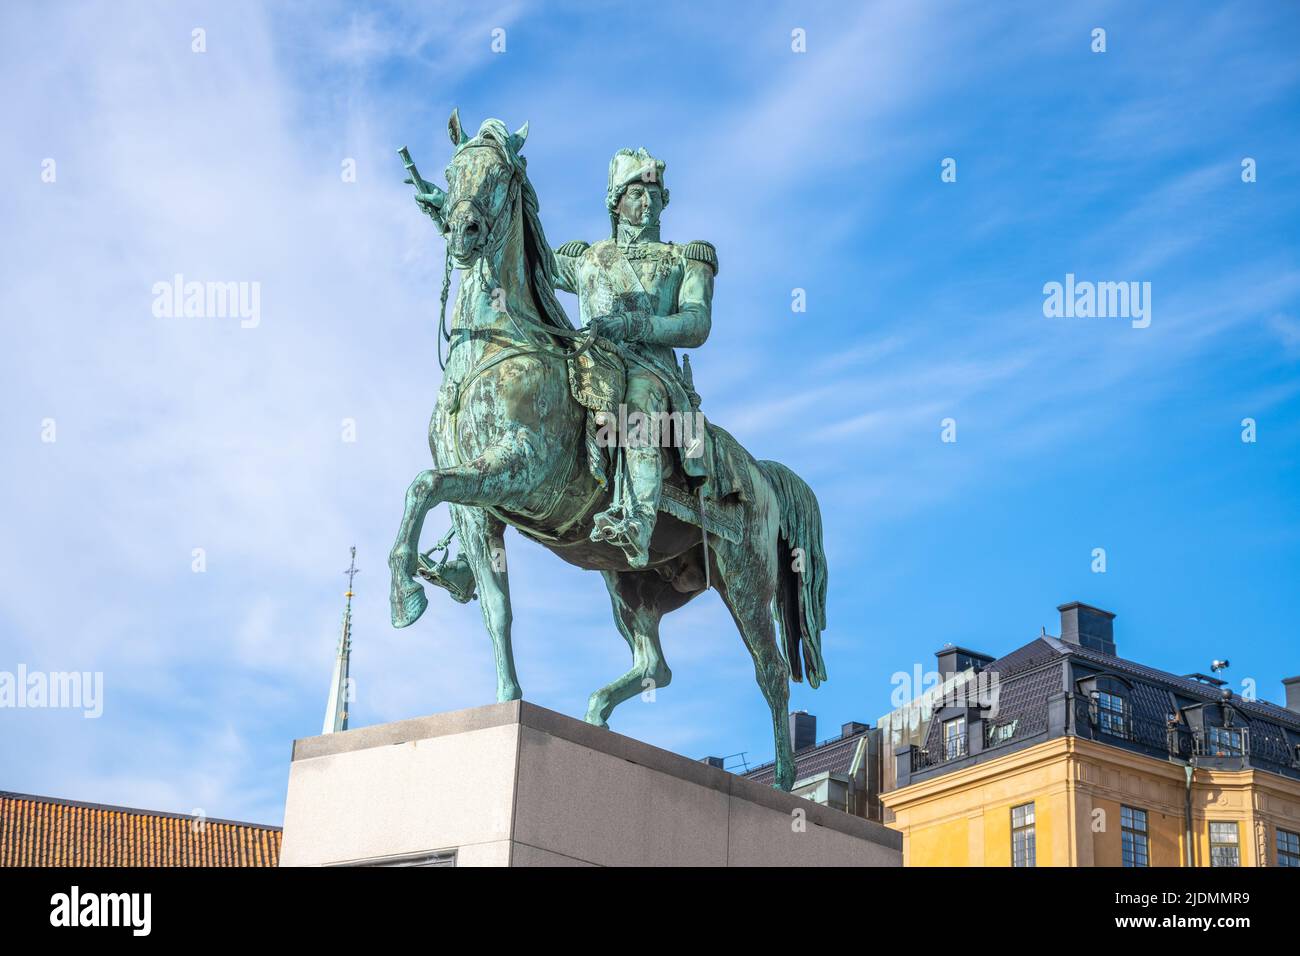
[391,584,428,628]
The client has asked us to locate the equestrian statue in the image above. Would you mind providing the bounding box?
[389,110,828,790]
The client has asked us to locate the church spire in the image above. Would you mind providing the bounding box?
[322,547,360,735]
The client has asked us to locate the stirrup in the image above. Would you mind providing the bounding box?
[602,510,654,568]
[416,549,478,604]
[590,505,629,543]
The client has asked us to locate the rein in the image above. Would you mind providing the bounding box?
[436,248,454,370]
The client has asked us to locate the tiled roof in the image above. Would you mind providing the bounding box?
[917,632,1300,762]
[1054,639,1300,731]
[745,731,868,787]
[0,792,281,867]
[983,636,1061,679]
[973,632,1300,731]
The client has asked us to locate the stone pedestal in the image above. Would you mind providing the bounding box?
[280,700,902,867]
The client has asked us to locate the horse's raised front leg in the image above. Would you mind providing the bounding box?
[390,468,437,627]
[450,504,521,702]
[389,443,535,628]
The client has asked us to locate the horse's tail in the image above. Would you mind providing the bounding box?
[756,460,828,688]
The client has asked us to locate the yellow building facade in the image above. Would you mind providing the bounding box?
[882,734,1300,866]
[878,602,1300,867]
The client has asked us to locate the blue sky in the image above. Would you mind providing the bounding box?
[1,1,1297,825]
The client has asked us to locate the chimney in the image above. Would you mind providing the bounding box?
[1284,677,1300,714]
[1058,602,1116,656]
[789,711,817,752]
[935,645,995,679]
[841,721,869,738]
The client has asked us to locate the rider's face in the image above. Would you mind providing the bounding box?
[617,182,663,229]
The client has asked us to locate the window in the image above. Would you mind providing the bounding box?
[1121,806,1149,867]
[1278,829,1300,867]
[988,719,1018,746]
[1011,802,1036,867]
[943,716,967,760]
[1209,822,1240,867]
[1096,690,1127,737]
[1206,726,1244,756]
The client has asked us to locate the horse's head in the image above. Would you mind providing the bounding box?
[441,109,530,269]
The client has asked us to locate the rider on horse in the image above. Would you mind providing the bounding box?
[552,148,719,568]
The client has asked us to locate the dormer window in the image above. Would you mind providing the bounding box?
[943,716,968,760]
[1096,690,1128,738]
[988,718,1019,746]
[1078,674,1133,740]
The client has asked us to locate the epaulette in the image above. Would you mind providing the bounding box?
[556,240,591,257]
[683,240,718,275]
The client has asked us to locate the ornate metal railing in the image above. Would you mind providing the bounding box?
[1247,724,1300,770]
[943,732,969,761]
[1074,698,1194,758]
[1072,698,1300,770]
[912,735,963,772]
[911,747,940,772]
[909,708,1052,773]
[908,698,1299,777]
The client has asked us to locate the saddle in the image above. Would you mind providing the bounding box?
[567,340,626,492]
[566,342,751,543]
[568,340,626,421]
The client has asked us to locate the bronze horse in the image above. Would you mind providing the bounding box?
[388,112,827,789]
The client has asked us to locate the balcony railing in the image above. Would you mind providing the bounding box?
[1072,698,1300,772]
[907,697,1300,778]
[943,732,968,761]
[913,732,967,772]
[909,708,1051,773]
[1248,725,1300,770]
[1075,697,1193,758]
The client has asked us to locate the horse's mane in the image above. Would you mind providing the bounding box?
[519,178,578,334]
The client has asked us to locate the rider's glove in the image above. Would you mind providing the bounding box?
[591,314,628,341]
[591,313,651,343]
[413,186,446,223]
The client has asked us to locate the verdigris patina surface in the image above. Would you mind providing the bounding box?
[389,110,827,789]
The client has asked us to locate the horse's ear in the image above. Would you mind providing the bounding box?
[509,121,529,153]
[448,108,468,148]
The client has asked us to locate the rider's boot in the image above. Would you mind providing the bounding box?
[610,441,662,568]
[590,373,669,566]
